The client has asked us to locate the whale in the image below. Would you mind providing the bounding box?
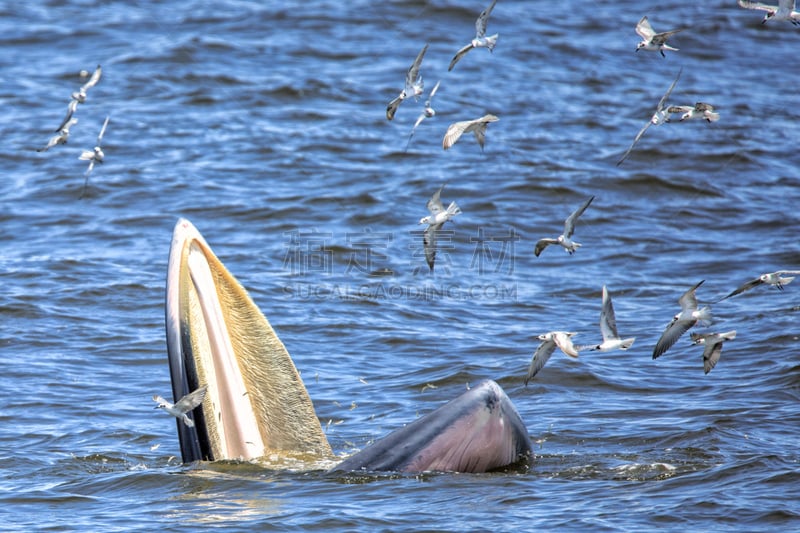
[165,218,532,472]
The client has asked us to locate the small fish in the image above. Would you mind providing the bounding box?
[666,102,720,123]
[580,285,636,352]
[691,330,736,374]
[79,116,110,197]
[718,270,800,301]
[442,114,499,150]
[153,385,208,427]
[386,44,428,121]
[635,16,684,57]
[617,68,681,166]
[525,331,579,385]
[534,196,594,257]
[653,280,711,360]
[419,184,462,272]
[737,0,800,25]
[405,80,441,151]
[37,118,77,152]
[448,0,499,71]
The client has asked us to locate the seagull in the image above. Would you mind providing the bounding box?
[79,115,109,197]
[581,286,636,352]
[386,44,428,121]
[691,330,736,374]
[37,118,77,152]
[418,184,462,272]
[666,102,720,123]
[617,68,682,166]
[534,196,594,257]
[448,0,499,71]
[718,270,800,301]
[55,65,102,132]
[737,0,800,25]
[442,114,499,150]
[653,280,711,360]
[153,385,208,427]
[524,331,579,385]
[405,80,441,151]
[635,16,684,57]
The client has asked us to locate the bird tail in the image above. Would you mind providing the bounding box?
[619,337,636,350]
[182,414,195,428]
[705,112,720,123]
[696,306,712,325]
[446,201,462,217]
[720,330,737,342]
[486,34,499,52]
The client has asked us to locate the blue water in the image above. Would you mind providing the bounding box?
[1,0,799,530]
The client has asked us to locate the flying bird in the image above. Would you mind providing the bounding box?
[442,114,499,150]
[580,285,636,352]
[418,184,462,272]
[666,102,720,123]
[635,16,684,57]
[653,280,711,360]
[153,385,208,427]
[617,68,682,166]
[79,115,110,197]
[37,118,77,152]
[737,0,800,24]
[386,44,428,121]
[691,331,736,374]
[534,196,595,257]
[448,0,499,71]
[405,80,441,151]
[524,331,579,385]
[55,64,102,132]
[718,270,800,301]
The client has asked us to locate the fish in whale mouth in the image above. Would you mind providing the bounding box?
[164,218,532,473]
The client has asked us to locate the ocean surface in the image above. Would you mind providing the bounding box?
[1,0,799,530]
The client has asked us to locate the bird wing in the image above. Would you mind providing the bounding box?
[525,339,557,385]
[443,119,471,149]
[427,184,446,214]
[426,80,441,106]
[173,385,208,412]
[81,64,102,92]
[475,0,498,38]
[737,0,777,12]
[599,286,620,341]
[678,280,704,311]
[96,116,110,144]
[657,68,682,111]
[534,238,558,257]
[553,332,579,358]
[563,196,594,238]
[721,277,762,300]
[423,224,439,272]
[653,317,694,359]
[702,341,724,374]
[406,44,429,89]
[617,118,652,166]
[152,394,168,405]
[55,99,79,132]
[386,95,402,121]
[652,29,683,45]
[635,16,656,40]
[448,43,473,72]
[694,102,715,112]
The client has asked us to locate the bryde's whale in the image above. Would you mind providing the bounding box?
[164,218,532,472]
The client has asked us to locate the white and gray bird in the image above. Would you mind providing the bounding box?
[666,102,720,123]
[653,280,711,360]
[419,184,462,272]
[582,286,636,352]
[79,115,109,197]
[442,114,499,150]
[386,44,428,121]
[617,68,681,166]
[719,270,800,300]
[448,0,499,71]
[56,64,102,132]
[691,330,736,374]
[524,331,579,385]
[153,385,208,427]
[37,118,77,152]
[405,80,441,151]
[534,196,594,257]
[737,0,800,24]
[635,16,684,57]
